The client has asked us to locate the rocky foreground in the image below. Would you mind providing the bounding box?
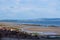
[0,23,40,40]
[0,28,60,40]
[0,23,60,40]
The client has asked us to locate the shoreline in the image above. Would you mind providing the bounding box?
[0,22,60,26]
[0,22,60,35]
[0,22,60,39]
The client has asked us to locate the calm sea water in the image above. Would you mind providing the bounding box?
[15,21,60,26]
[0,20,60,26]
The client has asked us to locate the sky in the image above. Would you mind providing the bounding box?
[0,0,60,19]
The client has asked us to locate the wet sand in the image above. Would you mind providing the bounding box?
[23,27,60,35]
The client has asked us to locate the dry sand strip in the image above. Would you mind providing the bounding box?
[24,27,60,35]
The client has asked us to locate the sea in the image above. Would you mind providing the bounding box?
[0,18,60,26]
[17,21,60,26]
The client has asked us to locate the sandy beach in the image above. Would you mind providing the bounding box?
[0,22,60,36]
[24,27,60,35]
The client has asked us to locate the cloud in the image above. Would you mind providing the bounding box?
[0,0,60,19]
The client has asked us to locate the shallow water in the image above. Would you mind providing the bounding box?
[0,37,60,40]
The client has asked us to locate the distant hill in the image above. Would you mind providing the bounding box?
[42,18,60,21]
[0,18,60,22]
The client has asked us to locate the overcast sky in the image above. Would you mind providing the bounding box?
[0,0,60,19]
